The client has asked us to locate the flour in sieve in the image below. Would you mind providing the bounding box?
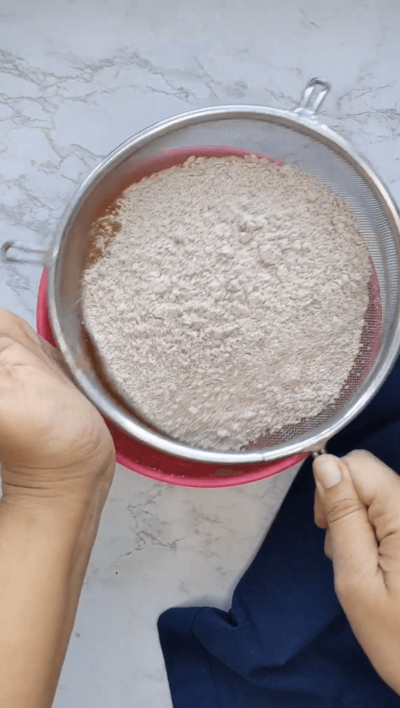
[83,155,371,451]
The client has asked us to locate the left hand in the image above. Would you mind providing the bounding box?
[0,307,115,502]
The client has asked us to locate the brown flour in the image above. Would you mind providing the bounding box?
[83,155,371,451]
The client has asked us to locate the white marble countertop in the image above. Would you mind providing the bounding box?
[1,1,400,705]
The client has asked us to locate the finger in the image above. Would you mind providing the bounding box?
[341,451,400,586]
[313,454,379,589]
[0,308,67,380]
[0,311,52,372]
[342,450,400,542]
[0,307,37,345]
[314,489,333,558]
[315,451,400,544]
[38,337,70,377]
[314,487,328,529]
[324,530,333,560]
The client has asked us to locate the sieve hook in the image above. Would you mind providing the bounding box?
[295,78,331,117]
[1,240,47,265]
[312,449,327,458]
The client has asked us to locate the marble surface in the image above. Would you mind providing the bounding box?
[1,0,400,705]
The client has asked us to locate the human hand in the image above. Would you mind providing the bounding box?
[0,307,115,503]
[313,450,400,696]
[0,308,115,707]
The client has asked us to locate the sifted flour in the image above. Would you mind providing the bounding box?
[83,155,371,451]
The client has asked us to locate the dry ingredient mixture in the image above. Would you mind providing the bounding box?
[83,155,371,451]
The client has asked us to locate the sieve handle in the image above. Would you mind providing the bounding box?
[295,78,331,118]
[1,240,48,265]
[312,449,327,458]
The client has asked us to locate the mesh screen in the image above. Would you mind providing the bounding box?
[106,114,400,452]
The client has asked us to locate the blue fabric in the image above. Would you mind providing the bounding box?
[158,356,400,708]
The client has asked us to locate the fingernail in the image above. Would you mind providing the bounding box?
[314,456,342,489]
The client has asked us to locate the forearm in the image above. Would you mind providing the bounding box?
[0,481,109,708]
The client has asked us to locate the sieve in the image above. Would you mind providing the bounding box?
[2,78,400,478]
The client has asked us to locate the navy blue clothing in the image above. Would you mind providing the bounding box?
[158,357,400,707]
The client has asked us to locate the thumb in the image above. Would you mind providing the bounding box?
[313,454,379,586]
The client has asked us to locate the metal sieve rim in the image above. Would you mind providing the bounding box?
[47,91,400,464]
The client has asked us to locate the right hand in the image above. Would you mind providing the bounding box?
[313,450,400,696]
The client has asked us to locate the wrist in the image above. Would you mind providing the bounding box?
[0,458,115,513]
[0,471,112,557]
[0,458,112,708]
